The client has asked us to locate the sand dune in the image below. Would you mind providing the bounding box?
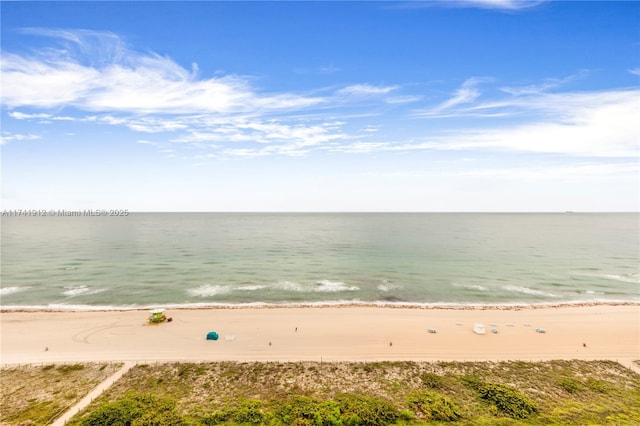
[1,305,638,367]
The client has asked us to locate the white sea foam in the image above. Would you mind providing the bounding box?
[187,280,359,297]
[313,280,359,292]
[0,286,29,296]
[598,273,639,284]
[272,281,306,292]
[187,284,232,297]
[47,303,136,311]
[270,280,359,293]
[236,285,267,291]
[453,283,488,291]
[2,298,639,312]
[62,286,89,297]
[377,280,401,292]
[572,271,640,284]
[502,285,559,298]
[62,285,106,297]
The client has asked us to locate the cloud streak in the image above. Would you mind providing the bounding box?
[3,28,638,162]
[454,0,546,10]
[334,89,639,158]
[0,132,41,145]
[427,77,486,114]
[336,84,399,97]
[1,29,324,115]
[392,0,546,11]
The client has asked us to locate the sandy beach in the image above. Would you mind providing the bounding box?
[1,305,638,367]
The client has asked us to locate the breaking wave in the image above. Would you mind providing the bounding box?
[502,285,559,298]
[62,285,106,297]
[377,280,401,292]
[453,283,488,291]
[0,286,29,296]
[313,280,359,292]
[187,284,233,297]
[187,280,359,298]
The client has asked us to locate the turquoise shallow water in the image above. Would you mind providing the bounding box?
[1,213,638,309]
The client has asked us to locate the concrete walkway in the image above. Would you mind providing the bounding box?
[50,361,135,426]
[620,359,640,375]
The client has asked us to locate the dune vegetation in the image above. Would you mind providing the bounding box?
[41,360,640,425]
[0,362,122,426]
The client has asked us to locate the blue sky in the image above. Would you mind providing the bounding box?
[1,0,638,212]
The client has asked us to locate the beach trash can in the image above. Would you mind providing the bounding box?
[206,331,219,340]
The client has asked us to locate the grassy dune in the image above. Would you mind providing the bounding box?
[49,360,640,425]
[0,363,122,426]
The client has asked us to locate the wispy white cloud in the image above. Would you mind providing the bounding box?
[331,88,639,158]
[1,52,101,108]
[329,141,391,154]
[9,112,52,120]
[19,28,126,66]
[425,77,487,115]
[499,70,589,96]
[391,0,546,11]
[1,29,324,114]
[9,111,76,121]
[453,0,546,10]
[294,65,340,75]
[0,132,41,145]
[385,95,422,104]
[3,28,637,163]
[170,118,349,155]
[420,90,639,157]
[629,68,640,76]
[336,84,399,97]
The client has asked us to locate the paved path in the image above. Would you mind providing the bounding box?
[620,359,640,375]
[50,361,135,426]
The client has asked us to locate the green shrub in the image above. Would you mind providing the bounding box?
[460,374,483,390]
[132,410,185,426]
[79,392,184,426]
[58,364,85,374]
[273,394,399,426]
[585,377,611,393]
[559,378,584,394]
[420,372,445,389]
[406,390,461,421]
[398,409,415,422]
[336,394,399,426]
[275,396,342,426]
[200,410,229,425]
[476,383,538,419]
[231,399,267,424]
[463,375,537,419]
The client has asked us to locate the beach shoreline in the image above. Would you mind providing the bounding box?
[2,304,638,367]
[2,299,639,313]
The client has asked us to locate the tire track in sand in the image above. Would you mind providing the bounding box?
[71,322,124,344]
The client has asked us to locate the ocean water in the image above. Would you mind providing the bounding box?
[1,213,638,310]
